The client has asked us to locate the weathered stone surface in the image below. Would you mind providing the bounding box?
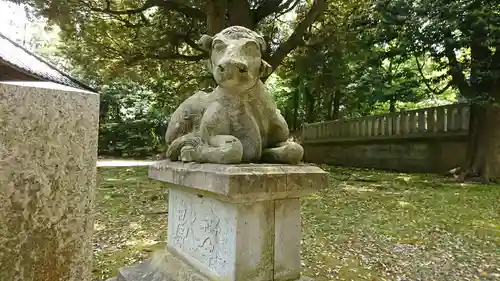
[115,251,313,281]
[167,188,275,281]
[303,137,468,174]
[148,161,326,281]
[149,160,327,201]
[164,26,303,165]
[274,199,301,280]
[116,252,209,281]
[0,82,99,281]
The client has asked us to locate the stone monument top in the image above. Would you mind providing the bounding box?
[163,25,304,165]
[149,160,327,201]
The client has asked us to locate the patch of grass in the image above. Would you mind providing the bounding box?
[93,165,500,281]
[301,165,500,280]
[92,167,168,281]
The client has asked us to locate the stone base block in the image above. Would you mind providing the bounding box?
[115,251,313,281]
[141,161,327,281]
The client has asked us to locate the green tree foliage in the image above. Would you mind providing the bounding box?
[97,81,169,157]
[10,0,330,156]
[369,0,500,182]
[13,0,500,182]
[10,0,327,85]
[272,0,456,130]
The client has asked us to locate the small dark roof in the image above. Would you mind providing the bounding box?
[0,32,95,92]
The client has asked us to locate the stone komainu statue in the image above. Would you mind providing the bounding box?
[164,26,304,164]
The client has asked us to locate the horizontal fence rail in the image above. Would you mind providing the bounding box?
[302,103,470,143]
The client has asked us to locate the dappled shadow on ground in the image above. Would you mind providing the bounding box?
[92,167,168,281]
[92,165,500,281]
[301,165,500,280]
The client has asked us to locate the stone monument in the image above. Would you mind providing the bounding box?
[111,26,328,281]
[163,25,303,165]
[0,82,99,281]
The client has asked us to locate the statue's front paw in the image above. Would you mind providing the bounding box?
[261,141,304,164]
[180,145,197,162]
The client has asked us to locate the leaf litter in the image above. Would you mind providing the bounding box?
[93,165,500,281]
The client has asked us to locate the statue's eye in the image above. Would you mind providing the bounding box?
[212,40,227,51]
[243,41,260,55]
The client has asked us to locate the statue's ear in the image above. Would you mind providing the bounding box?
[197,34,214,73]
[260,60,272,77]
[196,34,213,52]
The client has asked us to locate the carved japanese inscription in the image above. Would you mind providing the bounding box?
[167,188,237,278]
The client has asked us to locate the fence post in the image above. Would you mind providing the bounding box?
[427,107,436,133]
[436,106,446,132]
[418,109,427,133]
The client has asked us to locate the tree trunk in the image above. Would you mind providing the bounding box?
[206,0,227,35]
[292,89,300,130]
[332,90,341,120]
[326,91,333,120]
[389,97,396,113]
[305,88,315,123]
[227,0,254,29]
[460,102,500,183]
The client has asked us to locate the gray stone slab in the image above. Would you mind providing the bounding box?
[148,160,328,201]
[115,251,313,281]
[0,82,99,281]
[148,161,326,281]
[116,251,209,281]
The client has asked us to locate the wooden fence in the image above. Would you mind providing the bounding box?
[302,103,470,143]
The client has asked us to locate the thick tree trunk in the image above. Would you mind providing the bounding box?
[206,0,254,34]
[460,102,500,183]
[227,0,254,29]
[206,0,227,35]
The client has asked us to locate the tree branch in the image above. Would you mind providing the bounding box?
[274,0,301,19]
[85,0,205,19]
[85,0,157,15]
[159,1,206,19]
[127,52,205,65]
[253,0,300,23]
[266,0,327,77]
[444,43,471,97]
[414,55,452,95]
[254,0,284,23]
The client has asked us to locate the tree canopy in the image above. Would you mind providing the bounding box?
[11,0,500,181]
[10,0,326,86]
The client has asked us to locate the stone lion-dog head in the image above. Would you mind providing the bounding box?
[196,26,273,92]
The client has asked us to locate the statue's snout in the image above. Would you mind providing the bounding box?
[217,59,248,74]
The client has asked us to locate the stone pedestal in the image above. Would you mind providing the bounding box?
[116,160,327,281]
[0,82,99,281]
